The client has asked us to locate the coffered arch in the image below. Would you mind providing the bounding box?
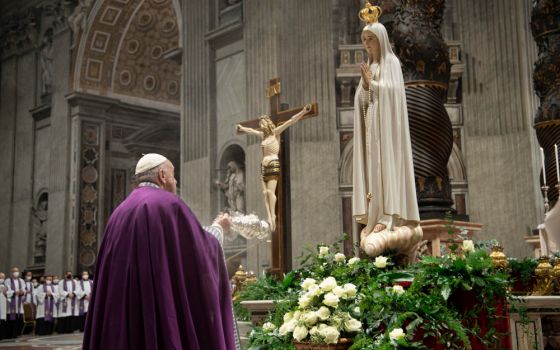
[73,0,182,110]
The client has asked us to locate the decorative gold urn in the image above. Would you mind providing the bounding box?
[532,256,554,296]
[553,259,560,295]
[231,265,248,298]
[489,245,508,270]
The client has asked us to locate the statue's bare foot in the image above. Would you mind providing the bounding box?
[373,223,386,233]
[269,215,276,231]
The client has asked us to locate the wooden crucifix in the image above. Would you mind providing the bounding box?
[237,77,319,276]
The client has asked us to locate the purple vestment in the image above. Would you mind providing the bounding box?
[82,187,236,350]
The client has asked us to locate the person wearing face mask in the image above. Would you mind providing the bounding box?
[76,271,93,332]
[52,275,60,329]
[35,275,58,335]
[4,267,25,338]
[20,272,36,335]
[0,272,7,340]
[23,272,34,305]
[57,271,80,333]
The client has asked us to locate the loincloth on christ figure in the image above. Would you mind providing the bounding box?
[261,159,280,182]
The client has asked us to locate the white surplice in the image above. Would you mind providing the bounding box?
[76,280,93,314]
[35,284,58,319]
[4,278,25,316]
[57,280,80,317]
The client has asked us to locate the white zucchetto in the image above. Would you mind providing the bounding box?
[135,153,168,175]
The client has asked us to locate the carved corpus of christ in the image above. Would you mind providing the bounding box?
[236,104,312,231]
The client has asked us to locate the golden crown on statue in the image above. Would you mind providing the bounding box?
[359,1,382,24]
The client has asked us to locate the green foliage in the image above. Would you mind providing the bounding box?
[508,257,538,286]
[241,240,516,350]
[234,276,292,322]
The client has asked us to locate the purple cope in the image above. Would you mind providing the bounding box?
[82,187,236,350]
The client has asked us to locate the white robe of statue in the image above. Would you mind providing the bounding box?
[352,22,421,257]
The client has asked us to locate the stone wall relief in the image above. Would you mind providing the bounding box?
[67,0,95,49]
[78,122,102,272]
[31,192,49,266]
[39,28,54,97]
[216,144,246,214]
[215,160,245,214]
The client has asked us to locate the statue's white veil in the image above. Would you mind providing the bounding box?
[352,22,420,226]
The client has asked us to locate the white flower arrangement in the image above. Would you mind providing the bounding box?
[374,256,388,268]
[389,327,406,341]
[334,253,346,263]
[347,257,361,266]
[462,239,475,254]
[318,246,330,257]
[278,276,362,344]
[262,322,277,333]
[391,285,405,295]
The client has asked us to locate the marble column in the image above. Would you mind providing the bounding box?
[0,57,18,272]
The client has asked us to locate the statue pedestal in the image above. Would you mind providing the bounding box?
[420,219,483,256]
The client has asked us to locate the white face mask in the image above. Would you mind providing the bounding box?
[0,279,4,284]
[53,279,59,284]
[46,280,52,285]
[12,272,19,278]
[26,276,32,281]
[83,275,89,280]
[33,282,38,287]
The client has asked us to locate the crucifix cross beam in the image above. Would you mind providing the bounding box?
[238,77,319,130]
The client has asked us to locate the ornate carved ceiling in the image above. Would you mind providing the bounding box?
[75,0,181,107]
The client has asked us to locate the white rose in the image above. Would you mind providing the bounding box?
[308,284,323,297]
[374,256,388,268]
[389,328,405,341]
[279,319,297,336]
[343,283,357,298]
[262,322,277,332]
[347,257,360,266]
[301,278,317,290]
[319,277,337,291]
[332,286,346,298]
[392,285,405,295]
[462,240,475,253]
[298,295,313,309]
[318,246,329,257]
[316,306,331,320]
[322,292,340,307]
[303,311,318,326]
[309,326,319,336]
[283,312,294,323]
[343,318,362,333]
[293,311,302,321]
[320,326,340,344]
[353,306,361,315]
[334,253,346,263]
[293,325,309,342]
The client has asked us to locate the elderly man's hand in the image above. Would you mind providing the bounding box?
[213,213,232,234]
